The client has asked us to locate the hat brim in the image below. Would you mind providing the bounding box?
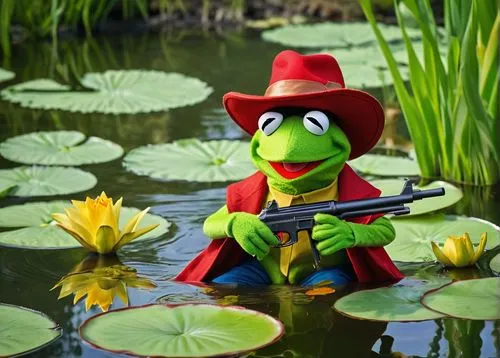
[223,88,384,160]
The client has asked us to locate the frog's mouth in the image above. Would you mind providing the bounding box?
[269,161,323,179]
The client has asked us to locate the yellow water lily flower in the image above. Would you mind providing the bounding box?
[52,255,156,312]
[431,233,488,268]
[52,192,159,254]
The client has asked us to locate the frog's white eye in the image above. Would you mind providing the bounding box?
[258,111,284,136]
[303,110,329,135]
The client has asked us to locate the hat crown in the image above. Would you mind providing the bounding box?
[268,50,345,88]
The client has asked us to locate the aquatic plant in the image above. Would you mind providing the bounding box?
[79,304,284,357]
[0,67,14,82]
[0,304,62,356]
[386,214,500,263]
[52,192,159,254]
[0,166,97,197]
[0,201,170,249]
[0,0,150,56]
[123,139,256,182]
[360,0,499,185]
[1,70,213,114]
[0,131,123,166]
[52,255,156,312]
[334,279,448,321]
[348,153,420,176]
[421,278,500,320]
[431,232,487,268]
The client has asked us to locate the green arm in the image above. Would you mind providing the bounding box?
[203,205,231,239]
[350,216,396,247]
[202,205,279,260]
[312,214,395,256]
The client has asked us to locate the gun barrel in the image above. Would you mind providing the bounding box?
[334,187,445,213]
[413,187,445,200]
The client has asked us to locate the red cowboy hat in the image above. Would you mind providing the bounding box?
[223,50,385,159]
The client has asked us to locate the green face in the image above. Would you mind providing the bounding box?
[251,108,351,195]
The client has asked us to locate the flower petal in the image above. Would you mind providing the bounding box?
[431,241,454,266]
[471,233,488,264]
[95,225,117,254]
[114,223,159,251]
[57,225,97,251]
[461,233,475,260]
[121,208,151,236]
[125,277,157,289]
[115,282,129,306]
[443,237,472,267]
[113,197,123,219]
[73,289,87,304]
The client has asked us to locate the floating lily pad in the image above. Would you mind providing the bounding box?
[0,68,15,83]
[370,179,463,216]
[0,303,61,356]
[0,201,170,249]
[421,278,500,320]
[0,131,123,166]
[1,71,213,114]
[262,22,422,48]
[341,64,409,89]
[490,252,500,273]
[123,139,255,182]
[386,214,500,262]
[0,166,97,197]
[348,154,420,176]
[79,304,284,357]
[334,280,447,322]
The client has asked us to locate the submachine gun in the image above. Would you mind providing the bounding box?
[258,180,445,270]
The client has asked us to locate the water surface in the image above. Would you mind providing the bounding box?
[0,30,499,357]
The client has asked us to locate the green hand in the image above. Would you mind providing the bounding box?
[311,213,355,256]
[227,212,280,260]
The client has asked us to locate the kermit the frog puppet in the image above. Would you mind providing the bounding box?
[176,50,403,286]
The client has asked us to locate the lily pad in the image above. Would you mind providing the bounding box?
[0,131,123,165]
[79,304,284,357]
[0,303,61,357]
[0,166,97,197]
[370,179,463,216]
[123,139,256,182]
[262,22,422,48]
[334,280,447,322]
[341,64,409,89]
[490,252,500,273]
[0,201,170,249]
[421,278,500,320]
[386,214,500,262]
[0,68,15,83]
[1,71,213,114]
[348,154,420,176]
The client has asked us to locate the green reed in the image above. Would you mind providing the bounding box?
[360,0,499,185]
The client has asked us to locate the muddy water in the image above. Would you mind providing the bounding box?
[0,30,499,357]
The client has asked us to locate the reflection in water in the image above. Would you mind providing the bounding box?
[444,319,485,358]
[52,254,156,312]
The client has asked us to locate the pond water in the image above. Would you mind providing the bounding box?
[0,30,499,357]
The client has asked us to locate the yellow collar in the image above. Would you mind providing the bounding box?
[268,178,339,207]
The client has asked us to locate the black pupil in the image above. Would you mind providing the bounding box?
[306,116,323,130]
[262,117,275,131]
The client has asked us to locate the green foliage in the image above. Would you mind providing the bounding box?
[359,0,499,185]
[0,0,152,56]
[0,304,61,356]
[79,304,284,357]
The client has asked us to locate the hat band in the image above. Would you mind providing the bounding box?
[264,79,342,97]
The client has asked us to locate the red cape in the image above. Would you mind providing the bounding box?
[175,164,403,283]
